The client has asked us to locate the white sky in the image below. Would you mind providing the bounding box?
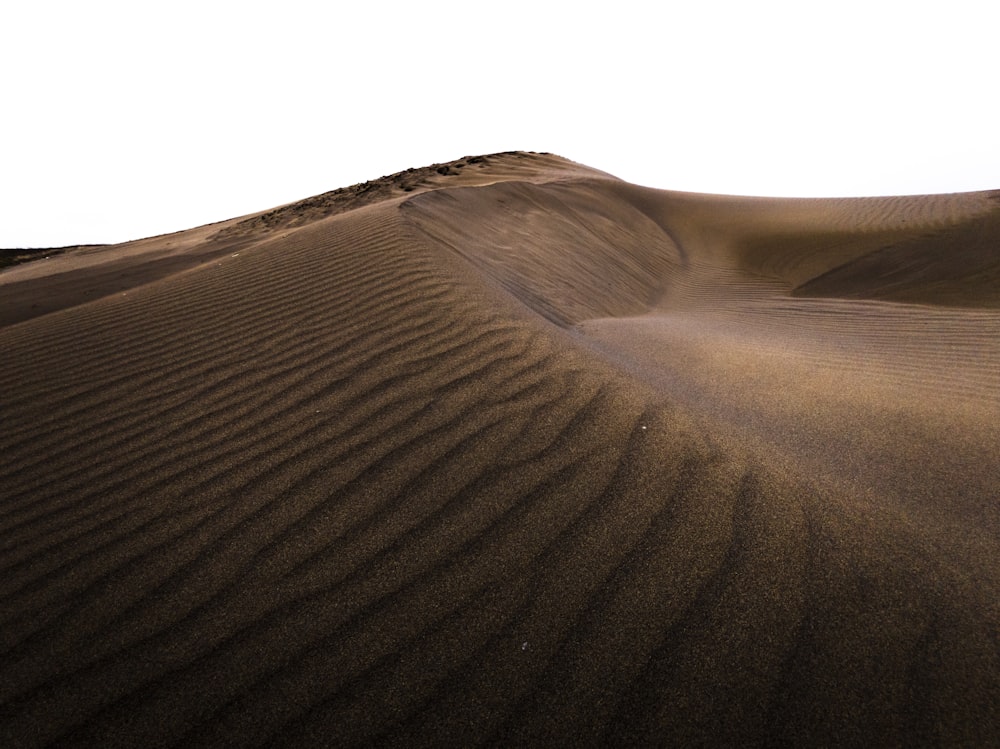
[3,1,997,247]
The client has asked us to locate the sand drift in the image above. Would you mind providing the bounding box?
[2,152,998,746]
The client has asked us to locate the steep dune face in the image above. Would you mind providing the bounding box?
[1,153,999,746]
[402,180,681,325]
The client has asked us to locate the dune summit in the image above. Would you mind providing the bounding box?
[2,152,999,746]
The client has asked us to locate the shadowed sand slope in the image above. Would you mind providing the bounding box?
[1,152,999,747]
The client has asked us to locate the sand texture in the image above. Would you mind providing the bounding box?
[2,152,999,746]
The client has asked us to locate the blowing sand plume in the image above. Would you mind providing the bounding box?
[1,152,998,746]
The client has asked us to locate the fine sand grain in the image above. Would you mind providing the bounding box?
[2,152,998,746]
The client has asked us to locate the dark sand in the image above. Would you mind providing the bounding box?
[2,152,998,746]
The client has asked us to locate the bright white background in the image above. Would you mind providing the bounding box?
[2,1,997,247]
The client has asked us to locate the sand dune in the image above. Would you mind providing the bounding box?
[1,152,998,746]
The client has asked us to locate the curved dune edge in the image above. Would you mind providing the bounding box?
[1,153,999,746]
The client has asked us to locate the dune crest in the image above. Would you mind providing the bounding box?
[2,152,998,746]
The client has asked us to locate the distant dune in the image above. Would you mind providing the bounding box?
[2,152,998,746]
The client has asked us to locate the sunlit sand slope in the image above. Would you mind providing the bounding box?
[2,153,998,746]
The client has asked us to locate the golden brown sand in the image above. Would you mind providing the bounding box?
[1,152,998,746]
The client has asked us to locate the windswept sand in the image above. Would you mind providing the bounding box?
[2,152,999,746]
